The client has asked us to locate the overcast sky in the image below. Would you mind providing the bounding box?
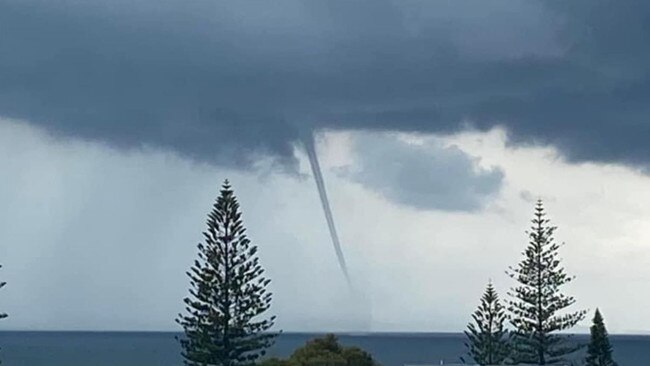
[1,0,650,333]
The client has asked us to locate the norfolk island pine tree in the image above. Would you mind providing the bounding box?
[465,281,511,366]
[177,180,278,366]
[507,200,586,365]
[585,309,618,366]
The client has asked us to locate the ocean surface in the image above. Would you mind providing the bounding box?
[0,331,647,366]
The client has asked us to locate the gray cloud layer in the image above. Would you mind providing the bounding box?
[1,0,649,169]
[343,134,503,211]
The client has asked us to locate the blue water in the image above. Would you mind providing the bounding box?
[0,332,646,365]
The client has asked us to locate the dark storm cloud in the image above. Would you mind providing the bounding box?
[343,134,504,212]
[1,0,649,169]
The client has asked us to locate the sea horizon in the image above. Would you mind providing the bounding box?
[0,330,647,365]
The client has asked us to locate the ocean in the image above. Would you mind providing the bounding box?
[0,332,646,366]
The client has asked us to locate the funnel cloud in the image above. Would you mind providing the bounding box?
[303,134,351,285]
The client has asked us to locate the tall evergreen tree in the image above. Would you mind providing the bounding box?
[465,281,510,366]
[507,200,586,365]
[585,309,617,366]
[177,180,277,366]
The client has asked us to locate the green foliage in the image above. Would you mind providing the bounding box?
[507,200,586,365]
[177,180,277,366]
[465,282,510,365]
[259,334,379,366]
[290,334,347,366]
[340,347,376,366]
[258,358,292,366]
[585,309,617,366]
